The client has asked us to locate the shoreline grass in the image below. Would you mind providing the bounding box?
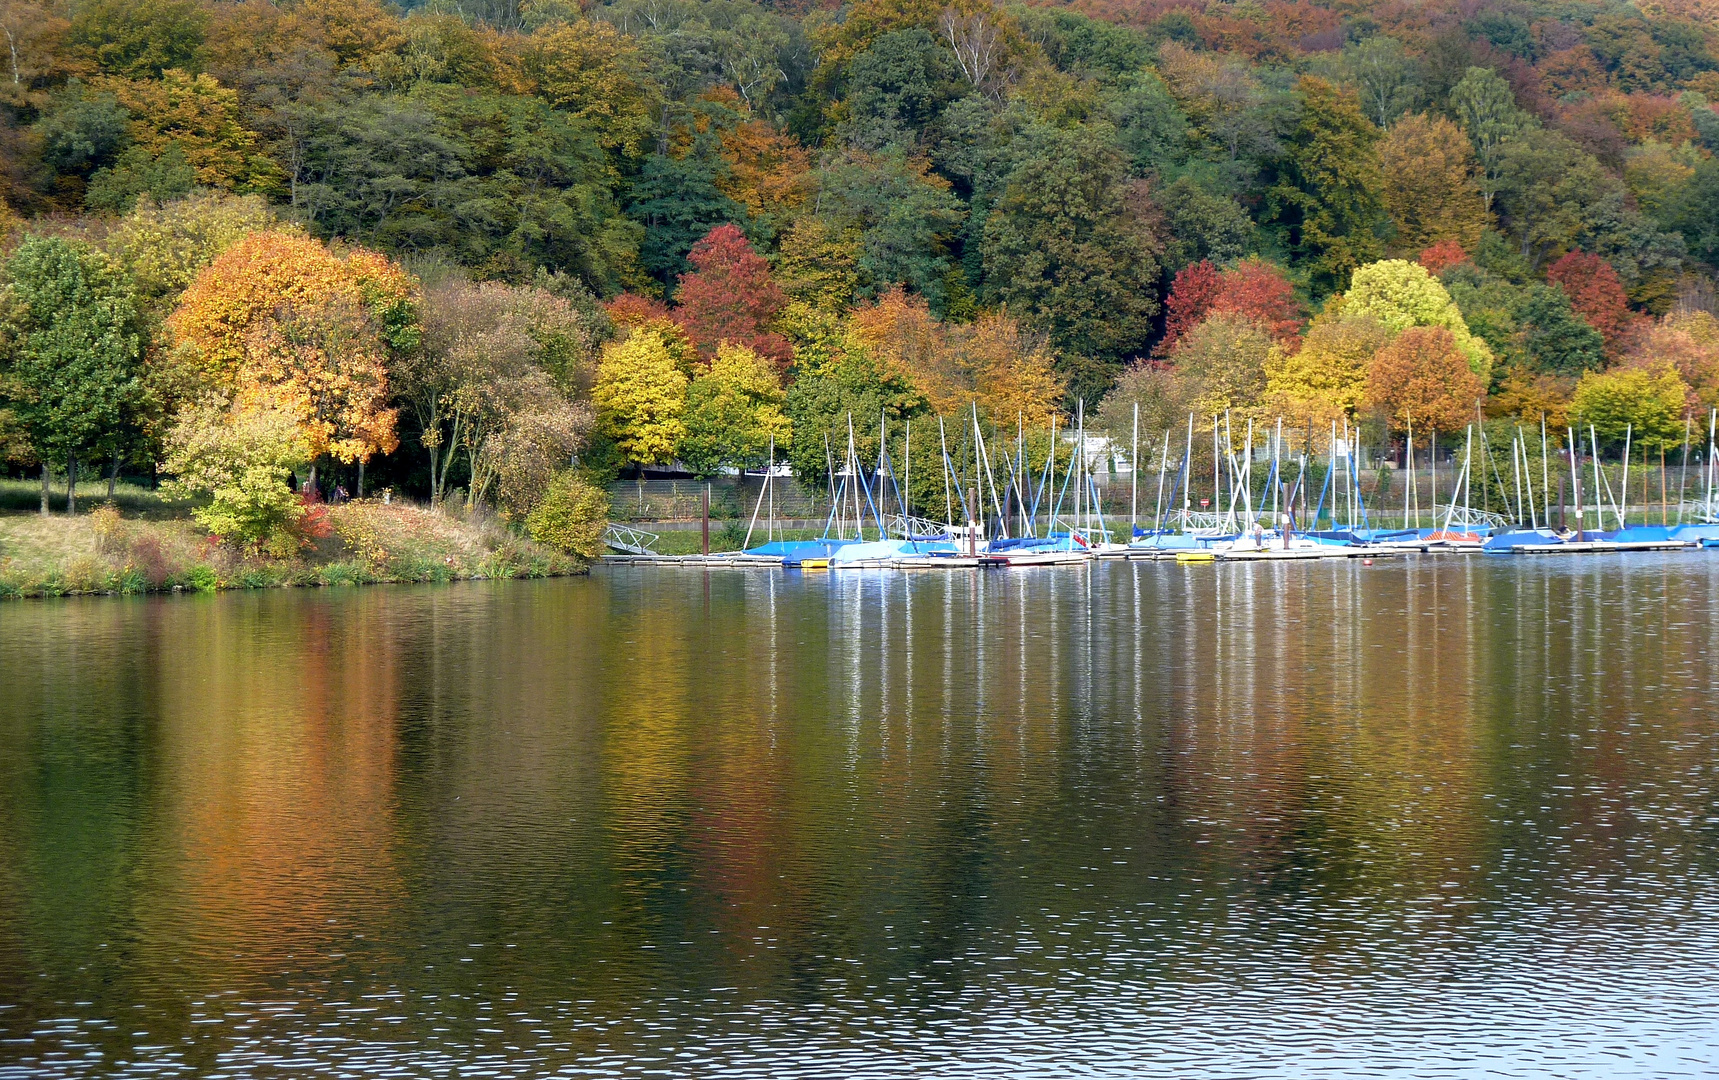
[0,486,586,600]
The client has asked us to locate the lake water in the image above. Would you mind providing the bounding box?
[3,555,1719,1078]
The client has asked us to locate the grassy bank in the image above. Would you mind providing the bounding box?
[0,482,584,599]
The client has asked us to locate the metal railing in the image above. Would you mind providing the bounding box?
[603,523,661,555]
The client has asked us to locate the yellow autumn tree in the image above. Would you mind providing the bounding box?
[511,19,658,158]
[962,312,1062,425]
[592,327,689,466]
[1263,313,1390,430]
[1378,113,1489,252]
[106,190,280,312]
[166,231,415,467]
[1343,259,1494,380]
[97,69,277,192]
[240,295,399,465]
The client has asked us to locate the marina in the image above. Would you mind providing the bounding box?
[603,406,1719,570]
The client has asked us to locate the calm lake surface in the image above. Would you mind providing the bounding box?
[3,555,1719,1078]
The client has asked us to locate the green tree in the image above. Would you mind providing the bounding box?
[1668,156,1719,267]
[1106,71,1189,176]
[0,237,143,514]
[1518,284,1605,376]
[33,82,131,181]
[162,396,310,555]
[1266,77,1384,295]
[978,124,1160,402]
[834,28,961,150]
[816,147,965,303]
[83,144,196,213]
[298,87,639,292]
[1155,176,1256,275]
[1343,35,1419,128]
[592,327,688,468]
[67,0,207,78]
[1448,66,1531,216]
[627,151,745,284]
[680,342,791,476]
[527,469,610,560]
[783,346,924,486]
[1494,129,1618,271]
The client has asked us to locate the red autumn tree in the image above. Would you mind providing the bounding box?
[673,224,791,366]
[1546,251,1638,358]
[1417,240,1470,276]
[1158,257,1302,356]
[1210,257,1303,347]
[1157,260,1223,357]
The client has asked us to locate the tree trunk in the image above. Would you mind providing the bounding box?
[66,452,76,515]
[107,449,120,501]
[357,458,365,499]
[307,461,318,498]
[40,462,49,515]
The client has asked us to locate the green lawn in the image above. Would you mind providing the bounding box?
[0,478,195,519]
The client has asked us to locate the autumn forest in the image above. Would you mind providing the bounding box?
[3,0,1719,554]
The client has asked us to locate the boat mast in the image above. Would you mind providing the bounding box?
[1619,422,1633,529]
[1677,415,1690,524]
[1153,429,1169,537]
[1463,423,1472,528]
[1540,415,1550,529]
[1511,434,1524,527]
[1131,401,1139,540]
[939,415,953,529]
[1429,429,1437,532]
[1404,415,1413,530]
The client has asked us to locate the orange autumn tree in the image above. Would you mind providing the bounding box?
[1363,326,1485,434]
[168,231,415,470]
[850,289,1060,423]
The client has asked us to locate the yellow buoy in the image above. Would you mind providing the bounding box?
[1175,550,1215,564]
[800,558,830,570]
